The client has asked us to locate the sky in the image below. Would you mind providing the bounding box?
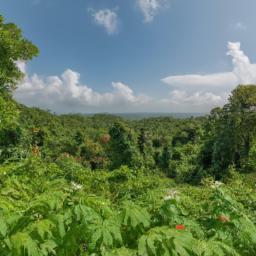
[1,0,256,113]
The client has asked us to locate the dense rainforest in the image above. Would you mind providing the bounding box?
[0,15,256,256]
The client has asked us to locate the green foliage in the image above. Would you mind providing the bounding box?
[0,156,255,255]
[103,247,137,256]
[198,240,240,256]
[0,16,38,92]
[203,188,256,254]
[247,137,256,170]
[0,87,255,255]
[200,85,256,179]
[0,94,19,130]
[108,122,142,169]
[138,226,198,256]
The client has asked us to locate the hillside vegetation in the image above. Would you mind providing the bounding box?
[0,15,256,256]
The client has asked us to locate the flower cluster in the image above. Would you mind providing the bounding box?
[164,189,178,201]
[71,181,83,190]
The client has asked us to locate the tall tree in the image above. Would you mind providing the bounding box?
[201,85,256,178]
[0,15,38,162]
[0,15,39,93]
[108,121,141,169]
[0,15,38,127]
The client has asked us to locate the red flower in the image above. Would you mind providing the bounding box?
[175,224,185,230]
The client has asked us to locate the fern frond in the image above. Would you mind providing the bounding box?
[138,226,198,256]
[198,240,240,256]
[120,201,150,231]
[103,247,137,256]
[9,232,42,256]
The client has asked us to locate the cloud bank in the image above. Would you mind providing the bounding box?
[162,42,256,107]
[15,42,256,113]
[90,8,118,34]
[14,66,149,113]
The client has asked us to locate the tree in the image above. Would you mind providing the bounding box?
[74,130,84,146]
[0,15,38,162]
[0,15,39,93]
[0,94,19,130]
[79,137,107,169]
[108,122,141,169]
[138,128,146,155]
[160,144,172,174]
[228,85,256,165]
[0,15,38,126]
[137,128,155,168]
[201,85,256,178]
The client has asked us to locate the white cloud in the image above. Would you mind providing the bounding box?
[15,42,256,113]
[162,72,237,93]
[16,61,26,74]
[167,90,224,106]
[162,42,256,107]
[158,90,228,112]
[13,63,225,113]
[14,62,222,113]
[90,8,118,34]
[227,42,256,84]
[14,67,149,113]
[137,0,170,23]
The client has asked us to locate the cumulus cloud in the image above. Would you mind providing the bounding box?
[162,42,256,108]
[157,90,228,112]
[137,0,170,23]
[227,42,256,84]
[14,42,256,113]
[167,90,224,106]
[90,8,118,34]
[14,66,149,113]
[14,63,225,113]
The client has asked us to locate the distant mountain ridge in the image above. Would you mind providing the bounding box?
[83,112,207,120]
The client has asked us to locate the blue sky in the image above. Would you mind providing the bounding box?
[1,0,256,113]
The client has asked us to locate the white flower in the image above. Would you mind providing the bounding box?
[164,195,173,201]
[164,189,178,200]
[71,181,83,190]
[210,181,223,189]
